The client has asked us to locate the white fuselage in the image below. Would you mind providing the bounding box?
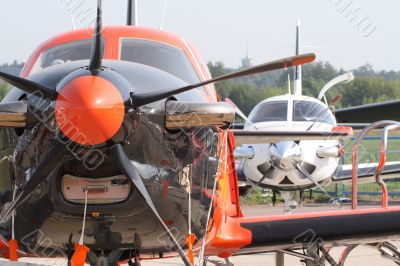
[239,94,340,190]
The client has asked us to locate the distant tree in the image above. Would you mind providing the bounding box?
[340,77,400,107]
[0,82,9,101]
[208,60,400,113]
[276,61,339,97]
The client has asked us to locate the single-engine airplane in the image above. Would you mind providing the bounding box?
[231,21,400,212]
[0,2,400,266]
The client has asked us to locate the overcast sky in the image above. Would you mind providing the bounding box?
[1,0,399,71]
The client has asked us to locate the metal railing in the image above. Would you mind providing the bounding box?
[351,120,400,209]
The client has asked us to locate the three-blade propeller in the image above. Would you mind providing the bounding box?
[0,0,316,264]
[0,52,315,108]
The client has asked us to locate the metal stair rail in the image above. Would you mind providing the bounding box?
[351,120,400,209]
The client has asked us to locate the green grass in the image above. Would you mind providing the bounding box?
[341,135,400,164]
[241,188,274,205]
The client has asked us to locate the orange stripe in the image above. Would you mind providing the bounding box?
[238,206,400,223]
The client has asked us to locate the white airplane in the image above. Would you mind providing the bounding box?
[230,20,400,211]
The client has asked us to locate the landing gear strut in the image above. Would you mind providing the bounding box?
[128,251,141,266]
[87,250,123,266]
[281,191,299,214]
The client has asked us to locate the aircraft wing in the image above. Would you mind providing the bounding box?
[335,100,400,123]
[234,206,400,255]
[233,130,352,146]
[333,161,400,183]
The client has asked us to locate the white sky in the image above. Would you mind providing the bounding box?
[1,0,399,71]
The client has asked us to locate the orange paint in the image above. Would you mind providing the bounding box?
[186,233,196,265]
[55,76,125,146]
[292,53,316,66]
[332,125,354,136]
[20,26,218,102]
[202,130,251,258]
[238,206,400,224]
[71,243,90,266]
[8,239,18,261]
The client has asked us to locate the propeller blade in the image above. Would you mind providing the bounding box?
[225,98,258,129]
[0,72,57,100]
[296,164,331,198]
[89,0,103,72]
[0,142,66,222]
[133,53,316,108]
[110,144,192,266]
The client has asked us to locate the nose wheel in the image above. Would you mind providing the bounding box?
[281,191,300,214]
[86,250,123,266]
[128,252,141,266]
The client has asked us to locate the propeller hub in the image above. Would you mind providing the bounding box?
[55,75,125,146]
[270,141,302,171]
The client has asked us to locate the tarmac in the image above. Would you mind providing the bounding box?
[0,203,398,265]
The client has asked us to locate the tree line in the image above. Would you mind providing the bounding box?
[1,61,400,114]
[208,61,400,115]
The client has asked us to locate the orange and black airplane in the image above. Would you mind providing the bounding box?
[0,1,399,266]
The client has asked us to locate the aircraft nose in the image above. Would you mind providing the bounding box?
[270,141,302,171]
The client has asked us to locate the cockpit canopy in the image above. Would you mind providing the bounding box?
[248,98,335,125]
[30,38,200,85]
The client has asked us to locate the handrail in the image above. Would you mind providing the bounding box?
[351,120,400,209]
[376,124,400,207]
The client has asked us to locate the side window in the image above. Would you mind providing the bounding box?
[249,101,288,123]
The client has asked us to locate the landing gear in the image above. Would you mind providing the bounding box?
[281,191,300,214]
[127,251,141,266]
[87,250,123,266]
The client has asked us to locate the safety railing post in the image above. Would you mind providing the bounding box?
[351,121,399,209]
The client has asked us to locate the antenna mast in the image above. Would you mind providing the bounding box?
[294,19,302,96]
[127,0,138,26]
[160,0,168,30]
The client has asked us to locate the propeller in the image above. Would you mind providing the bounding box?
[0,53,316,109]
[0,1,191,264]
[132,53,315,108]
[296,164,331,197]
[224,97,258,129]
[110,144,191,265]
[0,142,67,222]
[89,0,103,72]
[0,71,56,100]
[241,163,273,198]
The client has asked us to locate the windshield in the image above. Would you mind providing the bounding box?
[249,101,288,123]
[293,100,335,124]
[120,38,200,84]
[31,39,103,74]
